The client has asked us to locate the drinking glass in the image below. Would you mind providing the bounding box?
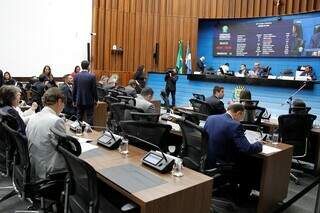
[172,158,183,177]
[75,125,83,136]
[119,138,129,155]
[272,132,279,145]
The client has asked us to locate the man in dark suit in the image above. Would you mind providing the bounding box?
[32,74,46,111]
[195,56,205,73]
[206,85,226,115]
[73,60,98,126]
[165,68,178,107]
[60,74,76,118]
[0,69,3,87]
[204,103,262,201]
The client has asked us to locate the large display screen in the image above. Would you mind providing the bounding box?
[214,16,320,57]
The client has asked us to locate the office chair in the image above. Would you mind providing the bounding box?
[189,98,215,115]
[31,86,43,109]
[117,95,136,106]
[175,108,208,125]
[278,113,317,184]
[119,120,172,153]
[241,105,266,132]
[130,112,160,123]
[0,123,65,211]
[192,93,206,101]
[107,89,127,97]
[97,86,107,101]
[289,106,311,114]
[176,119,236,211]
[109,103,144,133]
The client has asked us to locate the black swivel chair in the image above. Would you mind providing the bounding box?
[109,103,144,133]
[175,108,208,125]
[51,127,137,213]
[119,120,172,153]
[130,112,160,123]
[240,105,266,132]
[97,86,107,101]
[189,98,215,115]
[176,119,236,211]
[278,113,317,184]
[0,123,65,211]
[192,93,206,101]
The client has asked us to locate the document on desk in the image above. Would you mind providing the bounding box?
[245,130,266,144]
[261,145,281,154]
[73,136,93,144]
[80,143,98,153]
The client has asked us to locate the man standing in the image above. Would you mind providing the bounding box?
[165,68,178,107]
[60,74,76,118]
[196,56,206,74]
[73,60,98,126]
[206,85,226,115]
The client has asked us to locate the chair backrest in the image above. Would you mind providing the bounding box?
[130,112,160,123]
[106,89,127,97]
[239,100,259,107]
[176,109,208,125]
[176,118,208,172]
[241,105,266,126]
[192,93,205,101]
[119,120,172,152]
[96,86,106,101]
[189,98,214,115]
[31,86,42,104]
[110,103,144,133]
[57,145,99,213]
[278,113,317,157]
[117,95,136,106]
[2,122,30,194]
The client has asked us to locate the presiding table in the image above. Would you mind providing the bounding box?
[68,128,213,213]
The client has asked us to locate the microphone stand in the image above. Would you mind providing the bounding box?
[281,81,308,108]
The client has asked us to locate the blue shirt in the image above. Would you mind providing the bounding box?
[204,113,262,168]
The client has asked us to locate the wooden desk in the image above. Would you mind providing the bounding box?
[262,118,320,175]
[72,130,213,213]
[160,117,293,213]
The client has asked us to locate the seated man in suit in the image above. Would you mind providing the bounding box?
[196,56,206,73]
[135,87,155,113]
[204,103,262,200]
[60,74,76,118]
[300,65,317,80]
[124,79,137,97]
[206,85,226,115]
[26,87,66,181]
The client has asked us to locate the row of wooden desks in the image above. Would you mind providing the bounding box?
[69,128,213,213]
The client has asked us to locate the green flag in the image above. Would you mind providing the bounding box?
[176,40,183,74]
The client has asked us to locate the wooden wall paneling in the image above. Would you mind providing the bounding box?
[122,12,129,73]
[116,11,124,71]
[145,14,154,71]
[142,0,148,13]
[97,0,106,70]
[111,0,118,10]
[190,18,198,71]
[191,0,198,18]
[228,0,236,18]
[216,0,224,18]
[103,10,111,71]
[134,13,142,70]
[223,0,230,18]
[247,0,255,17]
[266,0,274,16]
[260,0,268,17]
[317,0,320,10]
[166,0,173,16]
[159,0,166,16]
[308,0,315,11]
[198,0,205,18]
[158,16,167,71]
[154,0,160,14]
[109,10,118,71]
[152,14,160,71]
[139,11,148,70]
[127,13,136,72]
[118,0,124,11]
[172,0,179,17]
[293,0,301,13]
[106,0,112,10]
[165,17,173,69]
[241,0,248,18]
[210,0,217,18]
[124,0,130,12]
[234,0,242,18]
[135,0,143,13]
[300,0,308,12]
[286,0,293,14]
[254,0,261,17]
[129,0,136,13]
[92,0,99,70]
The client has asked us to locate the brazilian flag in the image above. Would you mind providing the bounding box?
[176,40,183,74]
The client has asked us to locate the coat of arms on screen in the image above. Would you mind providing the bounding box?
[232,85,246,101]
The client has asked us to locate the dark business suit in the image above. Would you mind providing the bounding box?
[60,83,76,117]
[205,95,226,115]
[1,106,26,135]
[196,59,205,73]
[32,81,46,111]
[0,70,3,87]
[204,113,262,199]
[73,70,98,126]
[165,71,178,107]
